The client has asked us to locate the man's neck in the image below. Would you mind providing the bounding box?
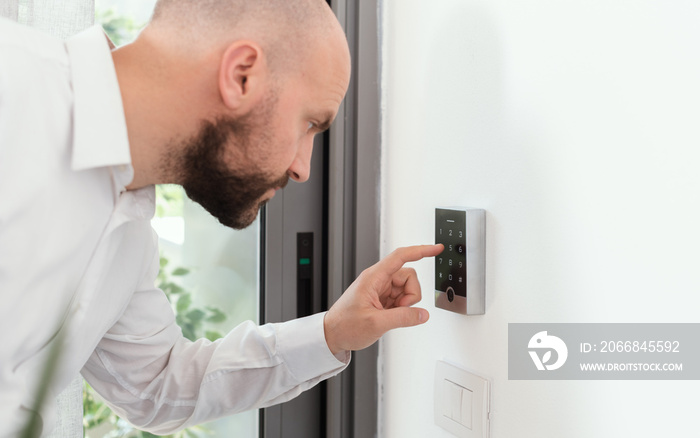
[111,32,222,190]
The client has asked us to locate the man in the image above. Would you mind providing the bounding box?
[0,0,442,435]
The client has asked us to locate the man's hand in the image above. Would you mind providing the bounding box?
[323,244,444,355]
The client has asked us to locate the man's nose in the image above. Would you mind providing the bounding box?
[287,138,314,183]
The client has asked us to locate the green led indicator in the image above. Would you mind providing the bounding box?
[299,258,311,265]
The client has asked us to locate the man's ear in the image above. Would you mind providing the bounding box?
[219,41,267,112]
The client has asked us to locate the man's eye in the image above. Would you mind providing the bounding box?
[307,122,315,132]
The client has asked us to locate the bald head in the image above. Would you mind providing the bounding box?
[147,0,343,77]
[115,0,351,194]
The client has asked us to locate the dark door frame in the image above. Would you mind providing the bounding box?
[261,1,382,437]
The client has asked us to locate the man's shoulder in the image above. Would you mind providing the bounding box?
[0,16,68,66]
[0,17,73,124]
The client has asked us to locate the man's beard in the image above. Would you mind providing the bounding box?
[175,113,289,230]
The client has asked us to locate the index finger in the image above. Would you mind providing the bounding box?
[374,244,444,275]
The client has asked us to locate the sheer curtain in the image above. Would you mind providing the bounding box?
[1,0,94,39]
[1,2,95,436]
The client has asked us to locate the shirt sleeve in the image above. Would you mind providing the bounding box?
[81,248,350,435]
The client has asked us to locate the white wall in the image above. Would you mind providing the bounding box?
[379,1,700,437]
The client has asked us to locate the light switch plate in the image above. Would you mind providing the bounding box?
[434,361,490,438]
[435,207,486,315]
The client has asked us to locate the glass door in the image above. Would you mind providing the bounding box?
[152,185,261,437]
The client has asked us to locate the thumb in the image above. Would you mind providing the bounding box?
[377,307,430,333]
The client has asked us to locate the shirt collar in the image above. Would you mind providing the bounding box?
[65,26,133,188]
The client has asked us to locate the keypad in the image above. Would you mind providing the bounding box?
[435,208,467,300]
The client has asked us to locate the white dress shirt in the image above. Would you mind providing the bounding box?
[0,18,349,436]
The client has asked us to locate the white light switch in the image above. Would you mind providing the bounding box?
[461,387,473,429]
[434,361,489,438]
[447,380,463,422]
